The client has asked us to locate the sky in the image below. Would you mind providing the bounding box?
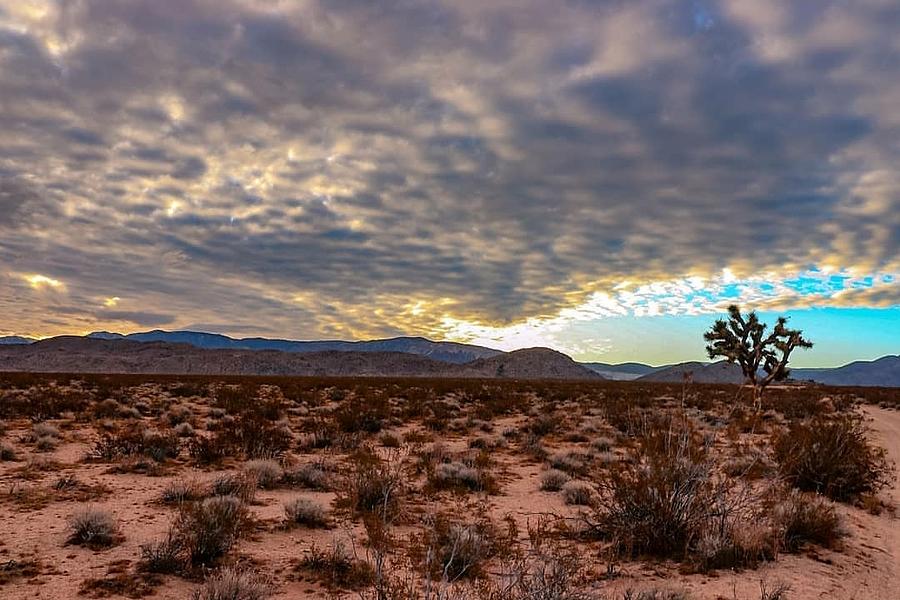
[0,0,898,367]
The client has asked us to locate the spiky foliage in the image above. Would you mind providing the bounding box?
[704,305,812,404]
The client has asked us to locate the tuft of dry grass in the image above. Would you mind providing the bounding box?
[193,567,270,600]
[160,479,206,505]
[211,473,256,502]
[561,480,593,505]
[174,495,248,567]
[774,489,844,552]
[539,469,571,491]
[67,506,119,548]
[244,459,284,489]
[284,497,330,528]
[298,542,374,590]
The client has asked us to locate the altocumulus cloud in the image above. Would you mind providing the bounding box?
[0,0,897,344]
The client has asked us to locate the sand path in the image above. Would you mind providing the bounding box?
[861,406,900,581]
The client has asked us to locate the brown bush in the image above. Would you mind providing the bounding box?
[188,433,234,465]
[774,413,892,501]
[297,542,374,590]
[284,498,330,528]
[774,490,844,552]
[193,567,270,600]
[174,495,248,567]
[91,425,179,463]
[413,514,510,581]
[341,448,405,519]
[592,415,774,570]
[67,507,119,549]
[333,396,390,434]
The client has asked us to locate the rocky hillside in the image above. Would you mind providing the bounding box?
[637,360,746,384]
[792,355,900,387]
[0,337,600,380]
[461,348,602,379]
[84,330,501,364]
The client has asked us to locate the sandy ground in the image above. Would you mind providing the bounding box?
[2,406,899,600]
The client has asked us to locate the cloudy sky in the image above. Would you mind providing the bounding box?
[1,0,898,366]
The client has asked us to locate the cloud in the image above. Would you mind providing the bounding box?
[96,310,176,327]
[22,273,65,291]
[0,0,897,347]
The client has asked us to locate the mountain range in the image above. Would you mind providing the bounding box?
[0,336,599,380]
[83,330,502,364]
[0,330,897,386]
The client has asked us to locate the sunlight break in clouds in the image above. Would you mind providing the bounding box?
[434,268,900,358]
[23,274,65,291]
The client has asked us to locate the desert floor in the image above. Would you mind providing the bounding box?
[0,376,897,600]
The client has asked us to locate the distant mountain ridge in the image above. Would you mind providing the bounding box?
[581,361,670,380]
[0,337,600,380]
[0,336,35,345]
[84,330,502,364]
[637,361,745,384]
[792,356,900,388]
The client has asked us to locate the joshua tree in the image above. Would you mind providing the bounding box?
[704,305,813,409]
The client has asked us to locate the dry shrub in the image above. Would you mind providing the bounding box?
[298,541,374,590]
[774,413,892,501]
[284,497,330,528]
[415,515,508,581]
[333,396,391,434]
[433,462,482,491]
[67,506,119,548]
[548,451,587,475]
[0,441,17,461]
[594,420,714,558]
[193,567,270,600]
[539,469,571,491]
[722,449,774,480]
[757,581,791,600]
[0,557,42,586]
[174,422,195,438]
[620,590,690,600]
[161,479,205,505]
[165,404,193,426]
[92,425,179,463]
[229,414,293,459]
[175,495,248,567]
[212,473,256,502]
[592,414,775,571]
[188,433,233,465]
[485,540,594,600]
[561,481,593,506]
[430,457,499,495]
[93,398,122,420]
[31,422,61,440]
[693,518,775,573]
[523,432,548,460]
[592,436,615,452]
[342,448,404,519]
[297,415,339,450]
[774,490,844,552]
[139,533,185,574]
[244,459,284,489]
[468,435,506,450]
[380,432,402,447]
[284,461,333,491]
[35,435,58,452]
[79,571,163,598]
[526,413,562,437]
